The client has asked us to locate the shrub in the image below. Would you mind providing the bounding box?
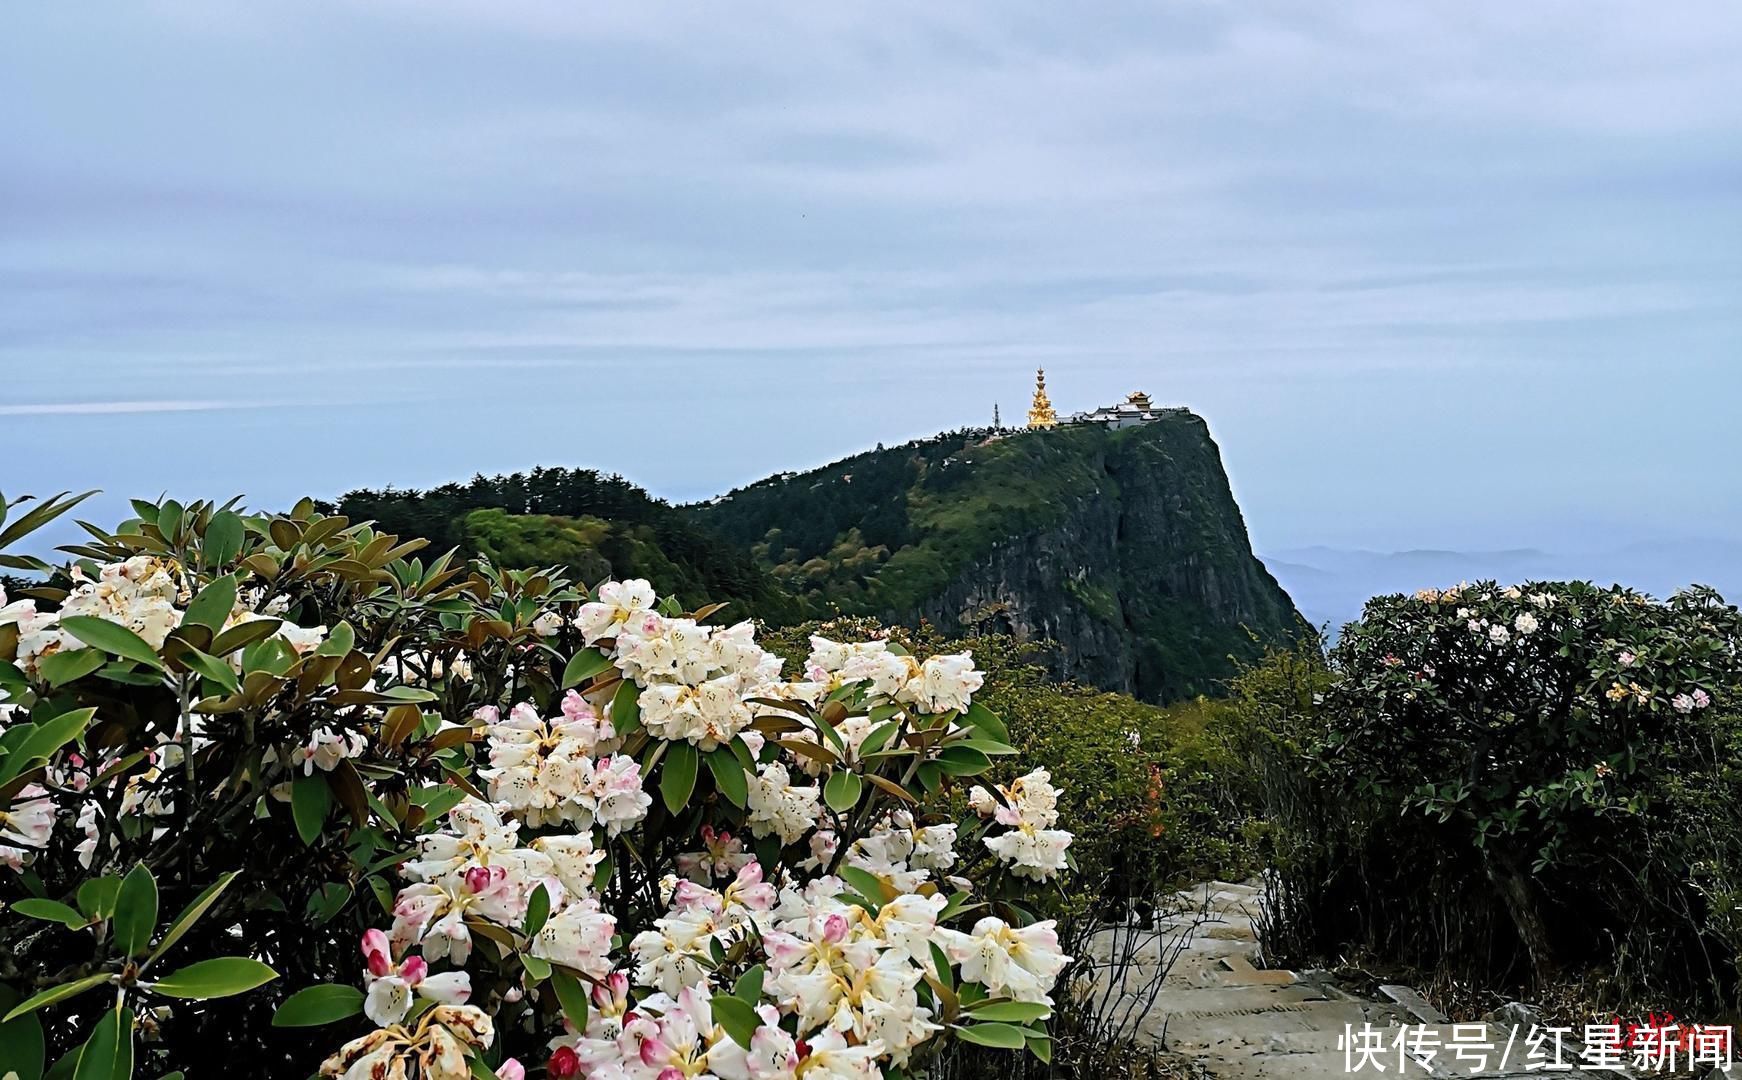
[1247,581,1742,1012]
[0,492,1079,1080]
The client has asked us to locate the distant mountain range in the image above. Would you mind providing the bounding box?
[1264,540,1742,636]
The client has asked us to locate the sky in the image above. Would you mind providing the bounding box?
[3,1,1739,562]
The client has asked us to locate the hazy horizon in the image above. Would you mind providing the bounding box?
[4,3,1739,560]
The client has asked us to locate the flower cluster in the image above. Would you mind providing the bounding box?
[310,580,1072,1080]
[804,636,984,715]
[4,557,182,677]
[969,768,1073,880]
[0,523,1074,1080]
[478,695,648,834]
[0,783,53,871]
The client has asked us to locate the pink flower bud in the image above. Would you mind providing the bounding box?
[560,690,596,722]
[361,929,393,977]
[822,913,849,944]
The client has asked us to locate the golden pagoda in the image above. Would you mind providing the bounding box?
[1026,368,1058,429]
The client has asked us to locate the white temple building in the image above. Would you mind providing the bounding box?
[1068,390,1173,429]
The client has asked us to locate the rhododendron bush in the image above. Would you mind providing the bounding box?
[1248,579,1742,1008]
[0,494,1074,1080]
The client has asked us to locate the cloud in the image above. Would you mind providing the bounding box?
[0,400,250,416]
[0,0,1736,550]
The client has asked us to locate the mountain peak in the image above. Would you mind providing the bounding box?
[693,412,1300,701]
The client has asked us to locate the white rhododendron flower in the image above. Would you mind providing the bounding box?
[574,578,657,644]
[746,762,824,846]
[896,652,984,714]
[528,898,616,979]
[319,1004,494,1080]
[12,556,183,676]
[933,916,1071,1007]
[985,826,1072,881]
[479,697,639,830]
[360,928,471,1027]
[0,783,55,871]
[966,769,1072,880]
[291,726,367,774]
[676,824,754,882]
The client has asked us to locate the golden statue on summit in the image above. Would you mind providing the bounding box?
[1027,368,1059,429]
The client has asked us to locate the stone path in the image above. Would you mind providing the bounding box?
[1086,880,1645,1079]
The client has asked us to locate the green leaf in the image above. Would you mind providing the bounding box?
[378,686,436,703]
[929,942,954,990]
[547,969,590,1033]
[520,955,551,981]
[709,993,761,1050]
[837,866,887,907]
[38,649,105,688]
[44,1049,78,1080]
[292,773,331,846]
[706,748,748,808]
[271,984,364,1028]
[77,877,121,921]
[858,721,901,758]
[954,1022,1027,1049]
[202,511,244,568]
[1027,1035,1053,1063]
[823,769,863,813]
[315,621,355,658]
[962,702,1011,745]
[523,883,551,937]
[57,617,164,673]
[561,648,611,688]
[957,737,1017,757]
[208,617,279,658]
[305,882,352,924]
[3,974,111,1022]
[180,575,237,632]
[660,741,699,816]
[71,1004,132,1080]
[937,890,975,924]
[468,1056,500,1080]
[965,1001,1052,1022]
[3,708,96,782]
[157,500,184,543]
[114,863,159,958]
[0,490,96,551]
[934,745,992,777]
[146,871,240,968]
[611,679,641,736]
[733,964,765,1004]
[10,898,87,929]
[0,987,45,1080]
[148,957,277,1000]
[177,648,239,696]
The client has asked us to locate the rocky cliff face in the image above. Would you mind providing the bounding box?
[692,412,1300,702]
[909,414,1299,700]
